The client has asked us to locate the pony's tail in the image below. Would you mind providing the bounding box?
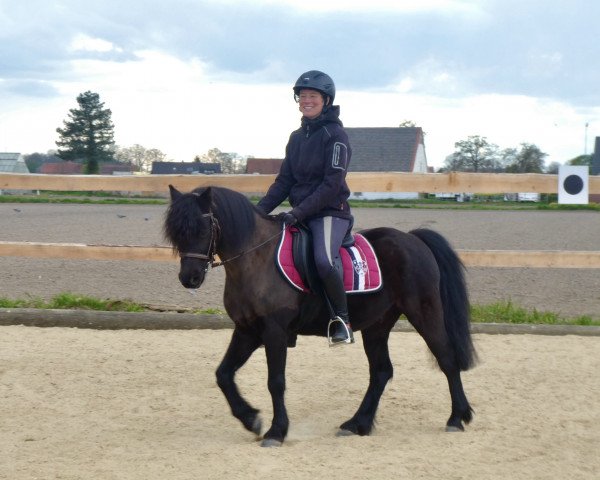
[410,228,477,371]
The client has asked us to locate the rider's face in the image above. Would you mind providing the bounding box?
[297,89,325,119]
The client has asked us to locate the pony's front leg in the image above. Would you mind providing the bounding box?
[260,322,289,447]
[216,327,263,437]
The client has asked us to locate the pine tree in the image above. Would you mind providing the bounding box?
[56,91,115,174]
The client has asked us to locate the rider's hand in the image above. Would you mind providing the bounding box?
[277,212,297,226]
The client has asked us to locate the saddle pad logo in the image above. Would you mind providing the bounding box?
[352,258,367,275]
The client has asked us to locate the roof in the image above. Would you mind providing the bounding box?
[39,161,82,174]
[0,152,30,174]
[151,161,222,175]
[345,127,424,172]
[244,128,428,175]
[246,158,283,174]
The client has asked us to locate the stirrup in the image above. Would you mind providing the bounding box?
[327,316,355,347]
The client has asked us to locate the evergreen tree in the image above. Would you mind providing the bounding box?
[56,91,115,174]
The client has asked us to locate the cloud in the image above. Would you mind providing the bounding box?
[1,79,60,98]
[69,34,123,54]
[1,0,599,168]
[208,0,484,15]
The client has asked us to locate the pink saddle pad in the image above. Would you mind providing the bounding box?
[276,227,383,294]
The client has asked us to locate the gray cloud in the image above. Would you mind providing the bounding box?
[2,0,599,104]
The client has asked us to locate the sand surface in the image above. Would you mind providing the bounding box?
[1,327,599,479]
[1,204,600,478]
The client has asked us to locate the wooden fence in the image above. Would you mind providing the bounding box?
[1,172,599,268]
[2,171,600,194]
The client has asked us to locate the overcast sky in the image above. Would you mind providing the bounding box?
[1,0,599,169]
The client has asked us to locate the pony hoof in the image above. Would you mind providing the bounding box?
[251,416,263,436]
[261,438,283,448]
[445,425,464,433]
[336,428,356,437]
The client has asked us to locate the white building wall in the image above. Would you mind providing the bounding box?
[349,141,428,200]
[412,143,428,173]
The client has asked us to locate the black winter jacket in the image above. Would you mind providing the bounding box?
[257,106,352,222]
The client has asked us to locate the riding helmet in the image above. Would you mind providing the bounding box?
[293,70,336,103]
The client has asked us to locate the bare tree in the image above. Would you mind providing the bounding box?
[115,144,167,172]
[504,143,547,173]
[444,135,501,172]
[197,148,246,174]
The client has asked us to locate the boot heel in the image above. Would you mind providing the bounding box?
[328,316,355,347]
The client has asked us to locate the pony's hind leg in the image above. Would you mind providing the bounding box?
[339,316,396,436]
[408,303,473,432]
[215,327,263,437]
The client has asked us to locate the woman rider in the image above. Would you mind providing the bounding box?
[256,70,354,346]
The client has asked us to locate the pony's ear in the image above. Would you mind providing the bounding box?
[168,184,182,201]
[194,187,213,209]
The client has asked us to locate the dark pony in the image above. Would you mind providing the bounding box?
[164,185,476,447]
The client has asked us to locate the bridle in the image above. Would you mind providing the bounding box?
[178,212,221,270]
[178,211,283,270]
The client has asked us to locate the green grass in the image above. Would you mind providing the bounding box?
[470,301,599,326]
[0,294,597,326]
[0,293,226,315]
[0,293,146,312]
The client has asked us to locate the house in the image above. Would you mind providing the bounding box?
[151,161,222,175]
[246,128,429,199]
[0,152,30,194]
[0,152,29,174]
[39,161,83,174]
[246,158,283,174]
[591,136,600,204]
[345,127,429,200]
[40,161,134,175]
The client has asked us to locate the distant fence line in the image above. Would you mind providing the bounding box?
[1,171,600,194]
[1,172,599,269]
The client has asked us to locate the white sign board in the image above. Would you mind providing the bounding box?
[558,165,589,204]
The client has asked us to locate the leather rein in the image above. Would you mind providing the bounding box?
[179,212,282,269]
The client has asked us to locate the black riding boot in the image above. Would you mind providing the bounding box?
[322,269,354,346]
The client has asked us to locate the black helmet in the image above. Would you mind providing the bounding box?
[293,70,335,103]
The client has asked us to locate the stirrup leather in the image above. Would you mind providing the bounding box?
[327,316,355,347]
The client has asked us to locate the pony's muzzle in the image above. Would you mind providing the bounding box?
[179,270,205,289]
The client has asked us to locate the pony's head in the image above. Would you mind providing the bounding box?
[164,185,217,289]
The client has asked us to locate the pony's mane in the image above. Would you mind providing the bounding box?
[204,187,258,251]
[164,186,260,254]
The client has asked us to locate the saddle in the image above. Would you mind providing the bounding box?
[276,223,383,294]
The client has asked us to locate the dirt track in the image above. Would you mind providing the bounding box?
[1,204,600,479]
[1,203,599,318]
[1,326,599,479]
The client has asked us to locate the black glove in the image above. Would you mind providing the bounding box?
[276,212,297,226]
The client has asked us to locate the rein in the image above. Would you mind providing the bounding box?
[179,212,283,269]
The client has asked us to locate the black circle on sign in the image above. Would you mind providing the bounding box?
[563,175,584,195]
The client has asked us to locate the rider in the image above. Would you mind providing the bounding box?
[256,70,354,345]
